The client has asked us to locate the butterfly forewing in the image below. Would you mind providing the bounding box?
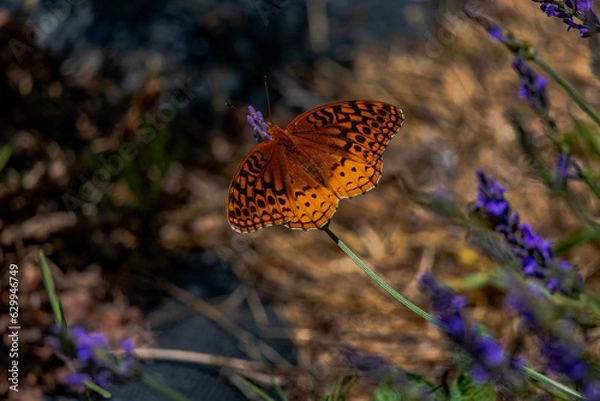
[228,142,296,232]
[287,100,404,164]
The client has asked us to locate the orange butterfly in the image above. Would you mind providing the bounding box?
[228,100,404,233]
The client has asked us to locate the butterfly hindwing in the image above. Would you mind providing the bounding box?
[228,142,296,232]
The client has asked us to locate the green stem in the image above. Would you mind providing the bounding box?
[140,373,192,401]
[321,226,438,327]
[533,56,600,129]
[522,367,584,399]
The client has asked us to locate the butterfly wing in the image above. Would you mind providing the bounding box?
[286,100,403,199]
[228,141,296,232]
[281,163,340,230]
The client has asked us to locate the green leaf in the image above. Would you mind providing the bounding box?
[449,373,494,401]
[374,384,402,401]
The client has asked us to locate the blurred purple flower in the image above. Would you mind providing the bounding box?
[488,26,503,41]
[247,105,271,143]
[50,325,140,391]
[555,152,583,190]
[339,344,392,381]
[473,170,582,294]
[585,382,600,400]
[464,7,515,46]
[64,372,90,387]
[420,273,466,338]
[71,326,108,363]
[420,274,516,382]
[512,57,549,111]
[577,0,594,13]
[508,285,600,399]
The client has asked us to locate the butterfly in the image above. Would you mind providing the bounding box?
[227,100,404,233]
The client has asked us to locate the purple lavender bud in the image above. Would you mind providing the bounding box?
[70,327,109,362]
[512,57,549,111]
[473,170,581,294]
[562,17,591,36]
[65,373,90,386]
[420,273,467,338]
[476,336,505,367]
[247,105,271,143]
[541,3,571,18]
[522,256,541,276]
[488,26,505,42]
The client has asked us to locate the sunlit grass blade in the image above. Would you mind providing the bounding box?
[39,250,67,326]
[0,144,12,173]
[140,373,193,401]
[320,375,356,401]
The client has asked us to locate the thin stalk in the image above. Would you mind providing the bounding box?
[534,56,600,129]
[140,373,193,401]
[522,366,584,399]
[321,225,439,327]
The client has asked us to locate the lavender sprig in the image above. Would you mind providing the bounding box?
[247,105,271,143]
[420,274,519,382]
[536,0,600,37]
[464,7,600,128]
[507,283,600,400]
[555,151,584,191]
[49,325,140,391]
[473,170,583,294]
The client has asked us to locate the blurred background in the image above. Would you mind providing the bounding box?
[1,0,599,399]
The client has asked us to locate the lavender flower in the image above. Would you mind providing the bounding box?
[247,105,271,143]
[473,170,582,294]
[464,7,515,46]
[512,57,549,112]
[537,0,599,37]
[541,3,570,18]
[50,325,140,391]
[555,152,582,181]
[488,26,504,41]
[339,344,392,381]
[507,284,600,399]
[555,151,583,192]
[420,274,516,382]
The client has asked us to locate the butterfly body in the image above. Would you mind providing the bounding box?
[228,100,404,233]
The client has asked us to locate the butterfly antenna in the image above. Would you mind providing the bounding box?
[225,102,248,116]
[263,75,272,120]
